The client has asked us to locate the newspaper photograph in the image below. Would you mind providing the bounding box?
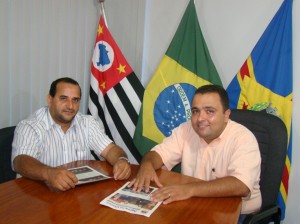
[100,182,162,217]
[68,165,112,185]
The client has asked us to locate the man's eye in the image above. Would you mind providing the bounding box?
[206,110,215,115]
[192,109,199,114]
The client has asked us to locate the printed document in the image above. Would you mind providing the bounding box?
[100,182,162,217]
[68,166,112,185]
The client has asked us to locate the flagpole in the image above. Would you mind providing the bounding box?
[99,0,108,27]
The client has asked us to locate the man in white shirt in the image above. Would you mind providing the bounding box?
[12,77,131,191]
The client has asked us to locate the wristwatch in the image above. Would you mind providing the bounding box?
[118,156,130,164]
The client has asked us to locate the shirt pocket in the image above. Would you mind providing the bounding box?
[73,141,89,160]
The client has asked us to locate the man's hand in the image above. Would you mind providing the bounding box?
[150,177,248,204]
[113,159,131,180]
[150,184,193,204]
[100,143,131,180]
[13,155,78,192]
[45,167,78,191]
[128,162,163,193]
[128,151,164,192]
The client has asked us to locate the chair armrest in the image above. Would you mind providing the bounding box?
[243,205,281,224]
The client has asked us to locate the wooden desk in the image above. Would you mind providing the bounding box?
[0,160,241,224]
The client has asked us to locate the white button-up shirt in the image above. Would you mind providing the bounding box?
[12,106,112,168]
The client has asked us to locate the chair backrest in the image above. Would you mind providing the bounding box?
[0,126,16,183]
[229,109,287,209]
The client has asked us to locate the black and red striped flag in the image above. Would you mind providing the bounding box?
[88,16,144,164]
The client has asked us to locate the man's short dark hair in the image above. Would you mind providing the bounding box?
[194,84,229,112]
[49,77,81,97]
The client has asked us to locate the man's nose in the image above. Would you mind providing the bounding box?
[66,99,74,109]
[197,110,206,121]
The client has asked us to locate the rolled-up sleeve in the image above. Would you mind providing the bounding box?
[11,122,41,169]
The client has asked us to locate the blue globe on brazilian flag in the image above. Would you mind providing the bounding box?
[154,83,196,137]
[133,0,222,156]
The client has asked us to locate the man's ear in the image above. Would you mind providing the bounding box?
[47,94,52,106]
[224,109,231,121]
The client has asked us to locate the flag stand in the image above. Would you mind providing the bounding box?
[98,0,108,27]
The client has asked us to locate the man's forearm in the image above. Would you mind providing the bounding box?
[13,155,51,181]
[189,176,250,198]
[103,144,128,166]
[141,151,164,171]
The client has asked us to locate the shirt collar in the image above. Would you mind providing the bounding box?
[207,120,231,145]
[218,119,231,140]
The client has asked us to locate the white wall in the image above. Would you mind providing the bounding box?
[0,0,298,222]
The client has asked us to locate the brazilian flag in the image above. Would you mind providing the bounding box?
[226,0,292,220]
[133,0,222,156]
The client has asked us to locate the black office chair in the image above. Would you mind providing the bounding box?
[229,109,287,224]
[0,126,17,183]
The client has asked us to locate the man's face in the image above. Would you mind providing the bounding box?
[47,82,81,126]
[191,92,230,144]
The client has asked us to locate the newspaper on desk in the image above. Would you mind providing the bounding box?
[68,165,112,185]
[100,182,162,217]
